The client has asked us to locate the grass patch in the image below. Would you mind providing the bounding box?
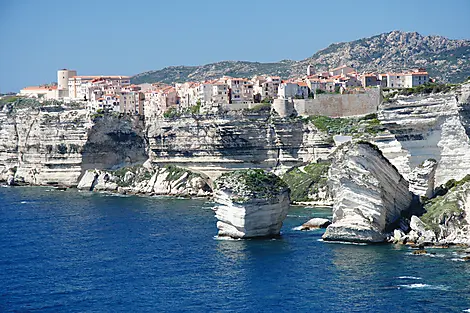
[303,114,383,136]
[282,162,330,202]
[421,175,470,234]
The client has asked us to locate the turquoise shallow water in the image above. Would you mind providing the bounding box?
[1,187,470,312]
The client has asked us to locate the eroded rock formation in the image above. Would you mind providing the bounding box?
[375,83,470,186]
[214,169,290,239]
[0,103,147,187]
[323,142,413,243]
[78,163,212,197]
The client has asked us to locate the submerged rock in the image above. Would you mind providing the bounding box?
[323,142,413,243]
[298,218,331,230]
[214,169,290,239]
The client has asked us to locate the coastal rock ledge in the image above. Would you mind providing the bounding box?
[323,142,413,243]
[214,169,290,239]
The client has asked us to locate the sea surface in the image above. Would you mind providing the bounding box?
[1,187,470,313]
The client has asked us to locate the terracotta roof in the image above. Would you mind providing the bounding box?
[297,82,308,87]
[22,85,57,91]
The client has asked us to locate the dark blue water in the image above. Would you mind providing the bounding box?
[1,187,469,312]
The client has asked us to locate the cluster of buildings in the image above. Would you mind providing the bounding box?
[18,65,430,117]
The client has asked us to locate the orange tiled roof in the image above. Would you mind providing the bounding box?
[22,85,57,91]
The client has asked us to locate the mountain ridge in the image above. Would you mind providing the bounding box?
[131,31,470,84]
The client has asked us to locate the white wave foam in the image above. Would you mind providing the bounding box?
[398,283,449,291]
[20,201,28,204]
[319,239,368,245]
[462,309,470,312]
[213,235,242,241]
[398,276,422,280]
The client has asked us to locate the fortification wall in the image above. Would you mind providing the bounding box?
[273,88,381,117]
[295,88,381,117]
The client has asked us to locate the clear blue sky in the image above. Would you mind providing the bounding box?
[0,0,469,92]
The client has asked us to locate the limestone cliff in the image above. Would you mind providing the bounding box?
[0,100,147,187]
[214,169,290,239]
[323,142,413,243]
[375,83,470,187]
[145,112,327,180]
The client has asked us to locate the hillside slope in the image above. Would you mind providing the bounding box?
[132,31,470,84]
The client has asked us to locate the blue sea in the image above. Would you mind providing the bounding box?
[1,187,470,312]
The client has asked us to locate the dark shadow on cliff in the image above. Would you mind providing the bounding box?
[81,114,148,176]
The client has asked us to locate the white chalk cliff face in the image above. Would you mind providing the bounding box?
[323,142,413,243]
[0,104,148,187]
[145,113,330,181]
[408,159,438,199]
[376,83,470,187]
[0,106,90,186]
[214,169,290,239]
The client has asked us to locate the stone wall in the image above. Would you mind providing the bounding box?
[296,88,381,117]
[273,88,381,117]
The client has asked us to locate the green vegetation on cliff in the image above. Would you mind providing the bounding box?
[421,175,470,234]
[304,113,382,136]
[215,169,288,203]
[282,162,330,202]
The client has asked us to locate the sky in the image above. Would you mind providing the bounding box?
[0,0,469,92]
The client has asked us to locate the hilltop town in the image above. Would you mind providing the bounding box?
[15,65,430,118]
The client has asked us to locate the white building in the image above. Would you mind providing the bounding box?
[19,85,58,99]
[198,82,214,106]
[329,65,354,77]
[278,82,308,99]
[68,75,130,100]
[404,69,429,87]
[212,82,229,104]
[252,76,280,101]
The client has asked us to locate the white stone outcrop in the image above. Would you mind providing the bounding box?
[214,169,290,239]
[77,165,212,197]
[408,215,436,244]
[297,218,331,231]
[408,159,438,199]
[377,83,470,187]
[322,142,413,243]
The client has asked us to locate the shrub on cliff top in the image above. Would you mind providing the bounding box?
[420,175,470,234]
[304,114,382,136]
[215,169,288,201]
[282,162,330,202]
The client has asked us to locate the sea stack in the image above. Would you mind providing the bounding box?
[323,141,413,243]
[214,169,290,239]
